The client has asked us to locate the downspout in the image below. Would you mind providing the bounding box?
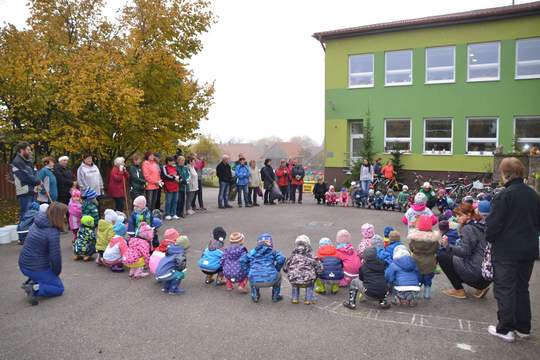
[317,36,326,52]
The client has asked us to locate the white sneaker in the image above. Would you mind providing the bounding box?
[187,210,195,215]
[488,325,515,342]
[165,215,172,220]
[515,330,531,339]
[172,215,180,220]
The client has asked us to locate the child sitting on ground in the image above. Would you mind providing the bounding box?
[128,195,152,236]
[335,229,361,287]
[352,184,366,208]
[385,245,421,307]
[397,185,410,212]
[315,238,344,295]
[240,233,286,303]
[283,235,322,305]
[82,189,99,228]
[123,222,153,278]
[407,215,440,299]
[313,177,328,205]
[149,228,180,275]
[339,187,349,207]
[402,193,437,233]
[102,220,128,272]
[73,215,96,261]
[96,209,117,265]
[378,230,402,265]
[198,227,226,285]
[343,246,390,310]
[366,189,376,209]
[68,189,82,243]
[325,185,338,206]
[358,223,375,262]
[155,235,190,295]
[374,191,384,210]
[383,189,396,210]
[383,226,394,247]
[221,232,249,293]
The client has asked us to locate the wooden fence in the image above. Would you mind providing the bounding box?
[0,164,16,200]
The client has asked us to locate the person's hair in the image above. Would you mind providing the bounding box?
[454,203,482,222]
[264,158,271,166]
[15,142,30,153]
[113,157,125,166]
[165,156,174,163]
[177,155,185,162]
[82,153,92,160]
[47,202,68,231]
[222,154,229,160]
[144,151,154,160]
[131,153,141,163]
[239,157,246,162]
[187,156,195,164]
[499,157,525,183]
[249,159,256,167]
[42,156,53,165]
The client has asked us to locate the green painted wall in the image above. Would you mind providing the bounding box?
[323,16,540,171]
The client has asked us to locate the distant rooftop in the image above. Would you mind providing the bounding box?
[313,1,540,42]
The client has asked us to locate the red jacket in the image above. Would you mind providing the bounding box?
[162,164,179,193]
[275,166,289,187]
[108,166,128,198]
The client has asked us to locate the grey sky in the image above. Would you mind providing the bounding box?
[0,0,527,143]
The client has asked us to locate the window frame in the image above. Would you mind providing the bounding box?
[515,37,540,80]
[348,54,374,88]
[349,120,364,163]
[423,118,453,155]
[385,50,413,87]
[467,42,500,82]
[384,118,412,153]
[513,116,540,150]
[425,46,456,84]
[466,117,499,156]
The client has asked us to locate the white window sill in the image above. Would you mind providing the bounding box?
[425,80,455,85]
[465,152,495,156]
[384,83,413,87]
[422,152,453,156]
[515,74,540,80]
[466,78,500,83]
[349,85,374,89]
[383,151,412,154]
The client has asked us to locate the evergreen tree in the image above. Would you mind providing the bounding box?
[391,151,404,183]
[360,109,375,164]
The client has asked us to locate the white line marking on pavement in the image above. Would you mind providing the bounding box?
[456,343,475,352]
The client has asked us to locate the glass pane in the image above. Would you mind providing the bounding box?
[387,50,412,71]
[517,38,540,62]
[386,120,410,138]
[516,118,540,138]
[517,61,540,77]
[350,121,363,135]
[467,142,496,153]
[425,142,452,152]
[469,65,498,79]
[468,119,497,138]
[386,71,412,84]
[385,141,410,152]
[427,47,454,67]
[518,141,540,151]
[352,138,363,157]
[350,73,373,86]
[350,54,373,73]
[426,119,452,138]
[469,43,499,66]
[427,68,454,82]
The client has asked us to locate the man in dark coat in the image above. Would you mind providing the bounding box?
[260,159,276,205]
[54,156,74,205]
[216,155,233,209]
[11,142,41,221]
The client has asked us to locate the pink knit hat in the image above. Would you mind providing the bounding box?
[361,223,374,239]
[71,189,81,199]
[133,195,146,209]
[163,228,180,241]
[336,229,351,245]
[137,222,154,241]
[416,215,433,232]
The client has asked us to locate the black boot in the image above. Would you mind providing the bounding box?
[272,284,283,302]
[343,289,358,310]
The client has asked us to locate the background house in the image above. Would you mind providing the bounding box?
[261,142,304,166]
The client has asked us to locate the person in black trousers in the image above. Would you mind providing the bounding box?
[486,157,540,343]
[260,159,276,205]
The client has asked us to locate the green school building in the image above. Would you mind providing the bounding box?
[313,2,540,186]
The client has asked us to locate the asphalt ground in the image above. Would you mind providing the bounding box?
[0,187,539,360]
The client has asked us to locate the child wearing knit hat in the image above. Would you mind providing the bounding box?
[335,229,361,287]
[366,189,376,209]
[73,215,96,261]
[315,237,344,295]
[123,222,153,278]
[325,185,338,206]
[198,227,226,286]
[358,223,375,262]
[383,226,394,247]
[377,230,403,266]
[221,232,249,293]
[397,185,410,212]
[283,235,323,304]
[155,235,190,295]
[102,221,128,272]
[127,195,152,236]
[68,189,82,243]
[149,228,180,274]
[402,193,437,233]
[95,209,118,265]
[240,233,286,303]
[384,245,421,307]
[81,188,99,229]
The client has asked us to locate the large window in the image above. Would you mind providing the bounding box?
[385,50,412,86]
[516,38,540,79]
[385,119,411,152]
[467,42,500,82]
[349,54,374,88]
[424,118,453,154]
[515,117,540,151]
[349,121,364,162]
[467,118,498,155]
[426,46,455,83]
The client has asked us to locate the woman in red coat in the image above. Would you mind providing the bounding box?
[275,159,289,204]
[108,157,129,212]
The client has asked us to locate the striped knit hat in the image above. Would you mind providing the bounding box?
[229,232,245,244]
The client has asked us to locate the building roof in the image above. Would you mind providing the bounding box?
[313,2,540,42]
[263,142,303,160]
[218,143,262,161]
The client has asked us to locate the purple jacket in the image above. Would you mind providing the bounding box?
[221,245,248,282]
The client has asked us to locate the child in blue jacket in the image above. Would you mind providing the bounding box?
[383,189,396,210]
[374,191,384,210]
[156,235,190,295]
[384,245,421,307]
[198,227,226,285]
[377,231,402,265]
[240,233,286,303]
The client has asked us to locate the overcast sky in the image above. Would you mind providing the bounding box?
[0,0,529,143]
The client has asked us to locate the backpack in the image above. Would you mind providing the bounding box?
[481,243,493,281]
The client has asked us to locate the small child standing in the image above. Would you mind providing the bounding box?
[397,185,410,212]
[407,215,441,299]
[313,177,328,205]
[325,185,338,206]
[73,215,96,261]
[384,245,421,307]
[339,187,349,207]
[198,226,226,285]
[357,223,375,263]
[68,189,82,243]
[283,235,322,305]
[383,189,396,210]
[128,195,152,236]
[377,230,403,265]
[402,193,437,233]
[123,222,153,278]
[155,236,190,295]
[335,229,361,287]
[95,209,118,265]
[102,220,128,272]
[221,232,249,293]
[82,189,99,227]
[315,238,344,294]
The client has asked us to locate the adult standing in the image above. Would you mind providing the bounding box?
[154,153,163,211]
[290,159,305,204]
[37,157,58,204]
[216,155,233,209]
[438,203,491,299]
[248,160,261,207]
[260,159,276,205]
[275,159,290,204]
[191,153,206,211]
[11,142,41,220]
[141,152,162,211]
[19,202,67,305]
[485,157,540,342]
[54,156,74,206]
[77,154,104,199]
[185,156,199,215]
[373,158,382,178]
[176,155,190,217]
[108,157,129,212]
[381,160,395,181]
[128,154,146,204]
[359,159,374,194]
[235,157,251,208]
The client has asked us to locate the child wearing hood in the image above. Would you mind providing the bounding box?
[344,246,390,310]
[408,215,441,299]
[82,188,99,228]
[366,189,376,209]
[95,209,118,265]
[198,227,226,285]
[397,185,410,212]
[149,228,180,274]
[123,222,153,278]
[240,233,286,303]
[437,218,459,255]
[315,238,344,294]
[102,220,128,272]
[73,215,96,261]
[383,189,396,211]
[377,231,402,265]
[374,191,384,210]
[221,232,249,293]
[283,235,322,305]
[155,235,190,295]
[339,187,349,207]
[402,193,437,232]
[128,195,152,236]
[383,226,394,247]
[325,185,338,206]
[358,223,375,262]
[68,189,82,242]
[352,184,366,208]
[335,229,361,287]
[385,245,421,307]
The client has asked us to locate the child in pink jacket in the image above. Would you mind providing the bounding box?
[123,222,153,278]
[68,189,82,243]
[335,229,361,287]
[357,223,375,263]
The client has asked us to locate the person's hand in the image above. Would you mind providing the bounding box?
[119,165,125,172]
[441,235,448,248]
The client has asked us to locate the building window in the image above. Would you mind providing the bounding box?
[349,121,364,162]
[516,38,540,79]
[349,54,374,88]
[385,119,411,152]
[385,50,412,86]
[467,118,498,155]
[426,46,455,83]
[424,118,452,154]
[467,42,500,82]
[515,117,540,151]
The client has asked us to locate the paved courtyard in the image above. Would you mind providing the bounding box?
[0,187,539,359]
